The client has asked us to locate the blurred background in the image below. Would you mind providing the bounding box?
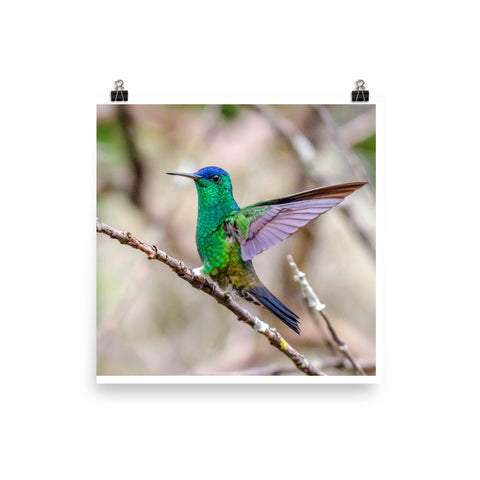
[97,104,375,376]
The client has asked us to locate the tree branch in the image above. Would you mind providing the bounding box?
[96,218,326,376]
[117,105,145,208]
[287,254,367,376]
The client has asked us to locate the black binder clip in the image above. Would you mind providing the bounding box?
[351,79,369,102]
[110,79,128,102]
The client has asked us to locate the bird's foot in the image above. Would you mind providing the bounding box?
[223,291,234,304]
[187,266,204,283]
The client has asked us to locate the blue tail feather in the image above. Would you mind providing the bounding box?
[248,286,300,334]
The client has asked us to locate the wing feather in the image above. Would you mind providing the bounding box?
[238,182,366,261]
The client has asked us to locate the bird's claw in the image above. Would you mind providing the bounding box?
[187,266,204,283]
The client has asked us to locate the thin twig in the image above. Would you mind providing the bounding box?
[287,254,367,376]
[97,218,326,376]
[250,104,375,258]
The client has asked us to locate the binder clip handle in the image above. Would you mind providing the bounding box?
[352,79,369,102]
[356,79,365,90]
[111,79,128,102]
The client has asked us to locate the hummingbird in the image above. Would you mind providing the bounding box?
[167,166,366,334]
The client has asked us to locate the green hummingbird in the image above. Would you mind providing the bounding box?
[167,166,366,334]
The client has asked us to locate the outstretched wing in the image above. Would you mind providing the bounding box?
[237,182,366,261]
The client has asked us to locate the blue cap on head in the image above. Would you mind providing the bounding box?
[195,166,228,179]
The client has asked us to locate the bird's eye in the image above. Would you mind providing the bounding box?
[210,175,221,183]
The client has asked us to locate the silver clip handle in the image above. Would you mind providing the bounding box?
[114,79,125,101]
[355,79,366,101]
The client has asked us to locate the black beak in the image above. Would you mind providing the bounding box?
[166,172,201,180]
